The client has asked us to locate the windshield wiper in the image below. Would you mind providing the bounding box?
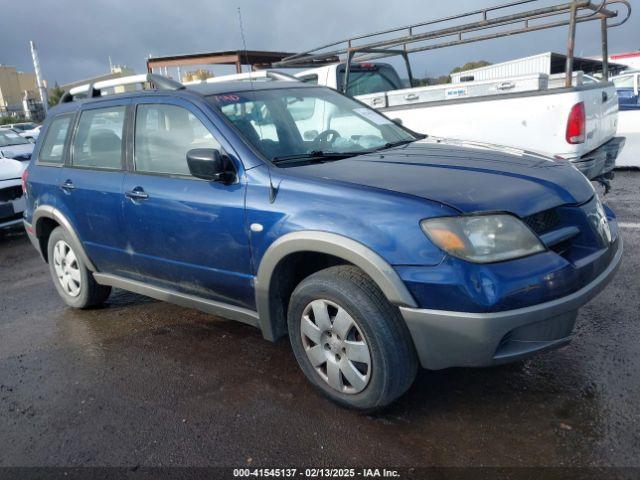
[372,139,419,152]
[272,151,361,165]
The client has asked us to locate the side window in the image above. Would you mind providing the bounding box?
[38,115,72,164]
[299,75,318,85]
[135,104,220,176]
[72,106,125,169]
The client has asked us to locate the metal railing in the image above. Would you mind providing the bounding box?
[274,0,631,91]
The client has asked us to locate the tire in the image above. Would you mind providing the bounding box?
[47,226,111,309]
[287,265,418,410]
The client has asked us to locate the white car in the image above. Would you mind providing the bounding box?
[0,129,34,161]
[5,122,41,140]
[0,129,32,230]
[0,157,27,230]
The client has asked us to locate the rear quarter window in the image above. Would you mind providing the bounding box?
[38,115,73,164]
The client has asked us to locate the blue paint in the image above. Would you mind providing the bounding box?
[24,82,619,315]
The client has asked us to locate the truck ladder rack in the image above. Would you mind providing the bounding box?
[275,0,631,90]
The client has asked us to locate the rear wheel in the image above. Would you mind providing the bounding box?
[47,227,111,308]
[288,265,418,410]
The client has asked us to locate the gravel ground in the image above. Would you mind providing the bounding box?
[0,171,638,468]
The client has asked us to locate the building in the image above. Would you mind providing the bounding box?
[607,52,640,71]
[181,69,214,83]
[60,65,136,96]
[0,64,43,120]
[450,52,625,84]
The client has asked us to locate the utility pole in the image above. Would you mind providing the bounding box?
[29,41,48,114]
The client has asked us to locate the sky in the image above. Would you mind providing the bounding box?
[1,0,638,86]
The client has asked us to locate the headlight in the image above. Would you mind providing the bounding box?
[421,214,545,263]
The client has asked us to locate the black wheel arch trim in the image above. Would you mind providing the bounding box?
[254,231,418,341]
[32,205,98,272]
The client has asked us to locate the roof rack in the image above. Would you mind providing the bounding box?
[59,73,185,104]
[184,70,299,85]
[274,0,631,89]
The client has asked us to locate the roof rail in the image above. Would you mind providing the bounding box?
[59,73,185,104]
[183,70,299,85]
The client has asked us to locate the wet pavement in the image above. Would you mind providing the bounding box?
[0,171,639,468]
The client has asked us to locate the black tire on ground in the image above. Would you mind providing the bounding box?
[287,265,418,411]
[47,226,111,309]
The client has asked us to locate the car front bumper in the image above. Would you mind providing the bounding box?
[400,237,623,370]
[0,182,25,230]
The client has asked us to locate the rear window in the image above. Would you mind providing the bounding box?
[38,115,72,164]
[337,64,403,96]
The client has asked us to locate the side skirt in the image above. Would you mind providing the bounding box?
[93,273,260,328]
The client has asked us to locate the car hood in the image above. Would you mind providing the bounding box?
[0,143,34,161]
[289,138,594,217]
[0,157,27,181]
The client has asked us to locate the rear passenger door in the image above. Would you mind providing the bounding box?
[59,99,130,273]
[121,98,253,309]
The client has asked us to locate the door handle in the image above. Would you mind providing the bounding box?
[60,180,75,191]
[404,93,420,101]
[125,188,149,201]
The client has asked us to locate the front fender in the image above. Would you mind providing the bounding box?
[254,230,418,341]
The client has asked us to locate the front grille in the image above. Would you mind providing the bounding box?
[523,208,560,234]
[0,186,23,202]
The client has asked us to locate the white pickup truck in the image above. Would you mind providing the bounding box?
[612,70,640,168]
[294,62,625,180]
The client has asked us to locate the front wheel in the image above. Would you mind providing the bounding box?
[47,227,111,309]
[287,265,418,410]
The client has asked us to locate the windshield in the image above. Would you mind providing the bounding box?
[0,130,30,147]
[208,87,417,164]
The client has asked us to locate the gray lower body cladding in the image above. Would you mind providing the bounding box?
[400,238,623,370]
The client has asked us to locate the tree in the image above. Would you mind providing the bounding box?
[0,116,27,126]
[48,83,65,107]
[450,60,492,74]
[418,60,493,86]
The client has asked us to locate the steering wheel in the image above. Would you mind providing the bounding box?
[312,129,341,149]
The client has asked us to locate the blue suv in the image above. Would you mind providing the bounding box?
[23,74,622,409]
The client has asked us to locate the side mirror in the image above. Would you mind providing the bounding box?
[186,148,234,183]
[392,118,403,126]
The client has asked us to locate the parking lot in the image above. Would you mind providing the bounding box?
[0,170,638,468]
